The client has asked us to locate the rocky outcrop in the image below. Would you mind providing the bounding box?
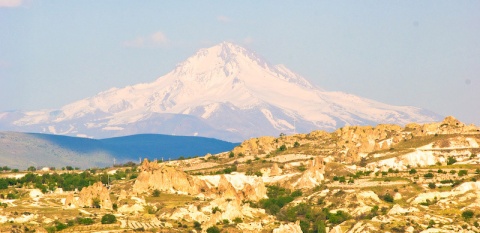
[64,193,77,208]
[243,177,267,201]
[217,175,241,200]
[272,221,303,233]
[77,182,112,209]
[408,116,480,136]
[270,163,282,176]
[133,159,209,195]
[290,156,325,189]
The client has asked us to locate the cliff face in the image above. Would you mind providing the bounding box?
[132,159,209,195]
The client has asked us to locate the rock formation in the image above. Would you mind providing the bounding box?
[272,221,303,233]
[133,159,209,195]
[217,175,241,200]
[290,156,325,189]
[270,163,282,176]
[242,177,267,201]
[77,182,112,209]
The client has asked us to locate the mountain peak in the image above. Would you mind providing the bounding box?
[1,42,441,141]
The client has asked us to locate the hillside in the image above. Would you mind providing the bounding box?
[0,132,238,169]
[0,42,440,141]
[0,116,479,233]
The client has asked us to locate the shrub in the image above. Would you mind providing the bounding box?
[152,189,161,197]
[424,173,434,179]
[383,193,394,203]
[194,221,201,229]
[77,217,94,225]
[55,222,68,231]
[447,156,457,165]
[206,226,220,233]
[462,210,474,220]
[409,169,417,174]
[229,152,234,158]
[101,214,117,224]
[233,217,243,224]
[458,170,468,176]
[428,182,436,189]
[212,206,221,214]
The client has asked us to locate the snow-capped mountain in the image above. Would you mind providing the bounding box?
[0,42,440,142]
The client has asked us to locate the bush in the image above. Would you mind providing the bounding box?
[447,156,457,165]
[193,221,202,230]
[458,170,468,176]
[212,206,221,214]
[101,214,117,224]
[428,182,436,189]
[206,226,220,233]
[383,193,394,203]
[424,173,434,179]
[152,189,161,197]
[233,217,243,224]
[77,217,94,225]
[55,221,68,231]
[462,210,474,220]
[328,210,351,224]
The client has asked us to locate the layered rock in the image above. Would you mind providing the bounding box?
[77,182,112,209]
[270,163,282,176]
[217,175,242,200]
[133,159,209,195]
[243,177,267,201]
[290,156,325,189]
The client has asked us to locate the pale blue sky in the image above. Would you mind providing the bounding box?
[1,1,479,125]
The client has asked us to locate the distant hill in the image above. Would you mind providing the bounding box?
[0,132,238,169]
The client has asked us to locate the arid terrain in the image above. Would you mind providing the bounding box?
[0,116,479,233]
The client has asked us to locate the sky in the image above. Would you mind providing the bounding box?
[0,1,479,125]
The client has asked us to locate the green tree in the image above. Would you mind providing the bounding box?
[101,214,117,224]
[27,166,36,172]
[193,221,202,230]
[0,179,8,189]
[294,141,300,148]
[92,198,101,208]
[428,182,436,189]
[462,210,474,220]
[152,189,161,197]
[424,173,434,179]
[383,193,394,203]
[317,220,327,233]
[447,156,457,165]
[206,226,220,233]
[458,170,468,176]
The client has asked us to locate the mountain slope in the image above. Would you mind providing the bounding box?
[0,42,440,141]
[0,132,238,169]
